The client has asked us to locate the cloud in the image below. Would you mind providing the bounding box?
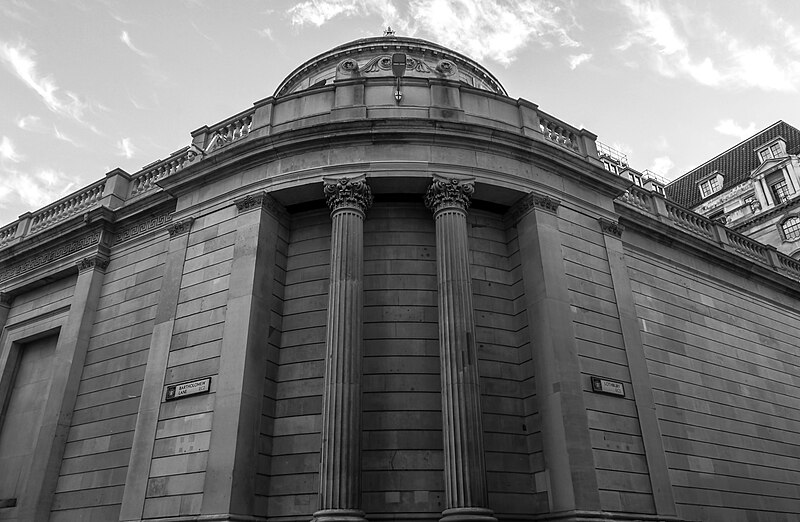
[286,0,580,65]
[617,1,800,92]
[714,119,756,140]
[568,53,592,69]
[0,137,23,163]
[53,126,81,147]
[0,167,77,209]
[117,137,136,158]
[16,114,44,132]
[649,155,674,177]
[0,42,91,123]
[120,31,151,58]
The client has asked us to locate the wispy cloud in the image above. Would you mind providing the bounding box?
[714,119,756,140]
[117,137,136,158]
[53,125,81,147]
[287,0,580,65]
[120,31,151,58]
[0,137,23,163]
[568,53,592,69]
[0,42,91,123]
[16,114,44,132]
[617,1,800,92]
[0,167,77,209]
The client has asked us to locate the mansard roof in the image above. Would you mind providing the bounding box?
[665,121,800,209]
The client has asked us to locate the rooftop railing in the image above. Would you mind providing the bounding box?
[618,186,800,281]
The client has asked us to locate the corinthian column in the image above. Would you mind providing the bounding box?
[314,175,373,522]
[425,175,495,522]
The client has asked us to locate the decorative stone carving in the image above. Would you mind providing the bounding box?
[114,212,173,244]
[509,191,561,222]
[167,218,194,238]
[598,217,625,238]
[337,58,360,74]
[77,255,110,272]
[436,59,457,76]
[424,175,475,214]
[323,175,373,213]
[0,231,102,283]
[234,191,288,220]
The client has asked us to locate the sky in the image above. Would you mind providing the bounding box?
[1,0,799,227]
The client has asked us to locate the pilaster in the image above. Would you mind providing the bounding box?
[313,175,372,522]
[0,293,11,331]
[120,218,194,521]
[24,254,108,521]
[200,192,285,519]
[597,218,678,518]
[425,174,495,522]
[511,191,601,514]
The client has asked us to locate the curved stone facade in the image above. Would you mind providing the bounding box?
[1,36,800,522]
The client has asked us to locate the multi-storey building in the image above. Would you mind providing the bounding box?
[666,121,800,254]
[1,34,800,522]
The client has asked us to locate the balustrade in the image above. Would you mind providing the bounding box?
[204,110,254,152]
[665,201,714,240]
[129,147,201,197]
[620,187,654,213]
[0,223,17,247]
[725,231,769,263]
[538,111,580,152]
[28,182,105,233]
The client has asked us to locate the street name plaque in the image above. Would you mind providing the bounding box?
[166,377,211,401]
[591,376,625,397]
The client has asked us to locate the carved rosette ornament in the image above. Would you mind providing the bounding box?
[436,59,457,76]
[337,58,360,74]
[424,175,475,214]
[323,176,373,215]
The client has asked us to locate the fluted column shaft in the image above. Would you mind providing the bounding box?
[425,176,495,522]
[315,176,372,522]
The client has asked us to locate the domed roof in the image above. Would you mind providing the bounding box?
[274,34,507,97]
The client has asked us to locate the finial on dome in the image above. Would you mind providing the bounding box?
[383,26,396,37]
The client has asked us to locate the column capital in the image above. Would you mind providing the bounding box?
[598,217,625,238]
[424,174,475,214]
[77,255,110,273]
[167,217,194,238]
[234,191,288,220]
[0,292,12,307]
[323,175,373,214]
[509,191,561,222]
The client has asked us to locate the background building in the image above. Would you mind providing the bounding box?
[1,35,800,522]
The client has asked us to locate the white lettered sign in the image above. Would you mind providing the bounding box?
[165,377,211,401]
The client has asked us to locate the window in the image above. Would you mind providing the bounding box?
[759,141,785,162]
[699,176,722,198]
[653,185,665,195]
[632,174,643,187]
[783,217,800,240]
[771,179,791,204]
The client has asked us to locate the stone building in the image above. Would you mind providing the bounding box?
[666,120,800,254]
[1,35,800,522]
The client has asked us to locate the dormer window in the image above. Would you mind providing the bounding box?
[758,139,786,162]
[698,172,723,199]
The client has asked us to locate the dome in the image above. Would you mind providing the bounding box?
[274,34,507,97]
